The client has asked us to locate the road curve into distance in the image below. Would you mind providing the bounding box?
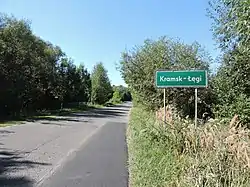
[0,102,132,187]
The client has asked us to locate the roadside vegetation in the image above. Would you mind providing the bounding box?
[120,0,250,186]
[0,13,131,126]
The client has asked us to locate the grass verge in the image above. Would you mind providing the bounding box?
[0,120,25,127]
[128,106,250,187]
[127,107,184,187]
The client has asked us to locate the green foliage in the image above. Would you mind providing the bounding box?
[208,0,250,51]
[128,107,250,187]
[110,90,122,104]
[0,14,92,118]
[112,85,132,102]
[119,37,213,118]
[91,62,113,105]
[213,93,250,124]
[209,0,250,124]
[127,107,184,187]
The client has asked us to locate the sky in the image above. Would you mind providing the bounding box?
[0,0,220,86]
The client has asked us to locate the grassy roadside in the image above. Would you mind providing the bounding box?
[127,107,183,187]
[0,104,104,127]
[0,121,26,127]
[127,107,250,187]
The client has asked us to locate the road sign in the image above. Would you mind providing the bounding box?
[155,70,208,88]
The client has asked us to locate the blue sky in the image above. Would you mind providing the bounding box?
[0,0,220,86]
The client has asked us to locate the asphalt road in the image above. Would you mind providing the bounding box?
[0,102,131,187]
[39,121,128,187]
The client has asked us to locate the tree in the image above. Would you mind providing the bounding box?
[111,90,122,103]
[208,0,250,93]
[119,37,213,118]
[91,62,112,104]
[208,0,250,51]
[76,64,91,102]
[208,0,250,123]
[0,14,92,118]
[0,15,51,115]
[112,85,132,101]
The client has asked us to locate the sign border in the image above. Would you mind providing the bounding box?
[155,69,208,88]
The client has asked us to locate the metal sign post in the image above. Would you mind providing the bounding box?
[164,88,166,124]
[195,88,198,128]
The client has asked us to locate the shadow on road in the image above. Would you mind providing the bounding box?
[67,107,128,118]
[0,130,14,134]
[26,117,89,124]
[0,147,51,187]
[0,107,127,126]
[28,106,130,121]
[0,130,15,140]
[99,107,130,112]
[0,103,132,126]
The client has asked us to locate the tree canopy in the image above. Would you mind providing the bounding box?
[208,0,250,123]
[91,62,113,105]
[0,14,100,118]
[119,37,213,118]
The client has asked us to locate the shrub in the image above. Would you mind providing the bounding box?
[213,94,250,125]
[110,90,122,104]
[119,37,213,118]
[128,106,250,187]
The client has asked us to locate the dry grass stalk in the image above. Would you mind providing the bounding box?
[155,105,175,126]
[157,113,250,186]
[229,114,240,128]
[154,108,250,185]
[183,115,250,186]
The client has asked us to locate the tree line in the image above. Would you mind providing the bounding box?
[0,14,131,119]
[119,0,250,124]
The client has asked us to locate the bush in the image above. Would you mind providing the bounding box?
[208,0,250,125]
[128,106,250,187]
[211,61,250,124]
[119,37,213,118]
[110,90,122,104]
[214,94,250,125]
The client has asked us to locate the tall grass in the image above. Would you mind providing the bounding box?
[127,107,250,187]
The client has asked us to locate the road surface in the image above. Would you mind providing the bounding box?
[0,102,131,187]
